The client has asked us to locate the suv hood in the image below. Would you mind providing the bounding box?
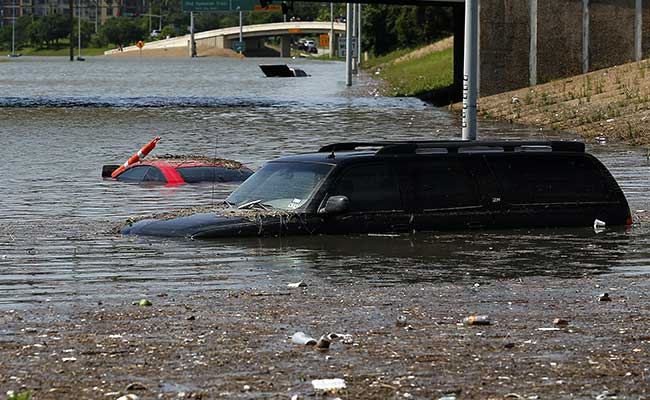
[121,212,260,238]
[120,209,301,239]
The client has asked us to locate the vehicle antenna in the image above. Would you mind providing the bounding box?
[211,133,219,207]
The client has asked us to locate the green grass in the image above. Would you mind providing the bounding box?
[362,46,417,70]
[18,46,113,56]
[374,46,454,97]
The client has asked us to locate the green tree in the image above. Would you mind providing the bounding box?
[73,19,95,47]
[363,4,453,56]
[98,17,144,46]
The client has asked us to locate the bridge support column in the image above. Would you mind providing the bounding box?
[635,0,642,61]
[280,36,291,58]
[582,0,589,73]
[529,0,537,86]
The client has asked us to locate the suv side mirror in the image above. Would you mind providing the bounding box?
[318,195,350,215]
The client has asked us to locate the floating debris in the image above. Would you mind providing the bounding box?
[138,299,152,307]
[291,332,353,348]
[315,335,331,350]
[594,219,606,233]
[287,282,307,288]
[149,154,244,169]
[311,378,346,393]
[125,382,147,391]
[463,315,491,326]
[553,318,569,327]
[116,395,139,400]
[291,332,317,346]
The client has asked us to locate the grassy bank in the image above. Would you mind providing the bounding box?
[17,46,112,56]
[465,59,650,146]
[364,37,454,102]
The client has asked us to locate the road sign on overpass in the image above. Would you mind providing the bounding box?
[182,0,257,12]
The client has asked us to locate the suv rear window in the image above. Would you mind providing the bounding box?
[487,155,610,204]
[331,163,402,212]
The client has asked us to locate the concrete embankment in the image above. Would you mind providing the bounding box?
[461,59,650,146]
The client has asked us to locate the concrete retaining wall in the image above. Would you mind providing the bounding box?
[479,0,648,96]
[537,0,582,84]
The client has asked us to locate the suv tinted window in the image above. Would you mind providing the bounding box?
[177,166,245,183]
[117,166,166,182]
[331,163,401,212]
[406,159,481,210]
[487,155,610,204]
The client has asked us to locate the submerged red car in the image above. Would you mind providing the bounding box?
[102,155,254,185]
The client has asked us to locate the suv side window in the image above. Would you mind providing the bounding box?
[177,166,244,183]
[487,155,609,204]
[408,159,481,210]
[331,163,402,212]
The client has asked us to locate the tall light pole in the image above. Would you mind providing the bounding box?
[238,7,243,54]
[329,2,333,58]
[345,3,352,86]
[357,3,361,66]
[69,0,74,61]
[189,11,196,57]
[77,0,81,59]
[461,0,478,141]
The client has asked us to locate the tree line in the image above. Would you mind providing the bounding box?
[0,2,453,55]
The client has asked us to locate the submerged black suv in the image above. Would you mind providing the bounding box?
[121,141,632,238]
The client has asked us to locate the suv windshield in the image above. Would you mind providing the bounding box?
[226,162,332,210]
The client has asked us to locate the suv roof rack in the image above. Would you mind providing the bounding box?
[318,141,585,155]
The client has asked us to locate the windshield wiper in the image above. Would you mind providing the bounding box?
[224,200,236,208]
[237,199,272,210]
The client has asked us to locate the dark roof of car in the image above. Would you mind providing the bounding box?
[270,140,586,165]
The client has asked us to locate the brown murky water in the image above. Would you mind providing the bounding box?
[1,56,649,309]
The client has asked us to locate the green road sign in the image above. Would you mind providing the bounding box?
[232,41,246,52]
[182,0,257,12]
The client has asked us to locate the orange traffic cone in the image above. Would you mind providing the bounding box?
[111,136,161,178]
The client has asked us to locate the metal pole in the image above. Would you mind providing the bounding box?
[351,3,357,73]
[11,0,15,55]
[582,0,589,74]
[239,9,243,54]
[529,0,537,86]
[94,0,97,33]
[69,0,74,61]
[329,2,334,58]
[635,0,642,62]
[78,0,81,58]
[462,0,478,140]
[190,11,196,57]
[345,3,352,86]
[149,1,152,35]
[357,3,362,66]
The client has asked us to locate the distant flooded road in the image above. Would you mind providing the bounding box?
[1,56,649,309]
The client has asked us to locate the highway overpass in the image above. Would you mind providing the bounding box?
[105,21,346,57]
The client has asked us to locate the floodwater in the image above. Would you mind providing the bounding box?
[1,56,649,309]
